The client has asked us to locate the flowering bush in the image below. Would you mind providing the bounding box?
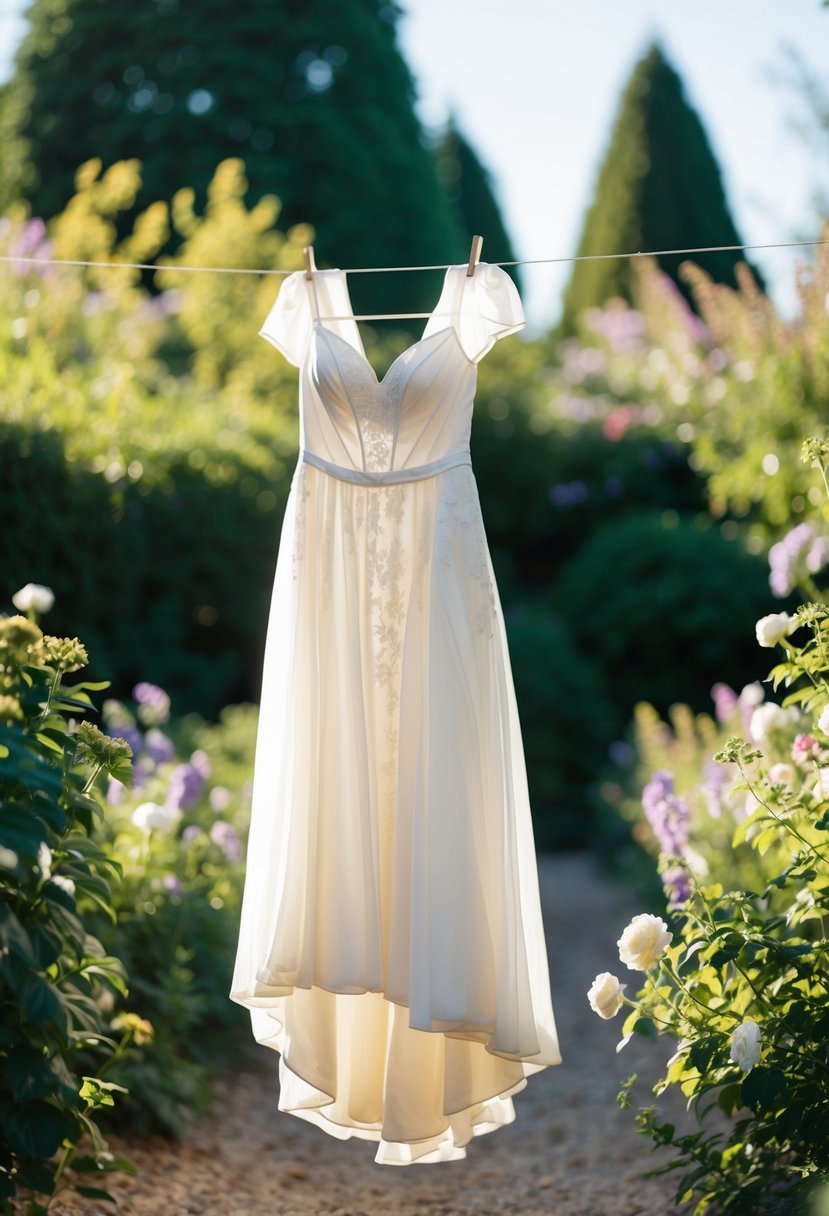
[86,682,255,1134]
[0,588,146,1212]
[589,440,829,1215]
[536,226,829,552]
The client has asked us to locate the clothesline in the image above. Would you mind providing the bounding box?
[0,237,826,277]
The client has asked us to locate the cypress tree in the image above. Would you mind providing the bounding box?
[434,112,524,296]
[0,0,466,317]
[556,41,766,337]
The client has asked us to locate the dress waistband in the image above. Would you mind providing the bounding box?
[298,447,472,485]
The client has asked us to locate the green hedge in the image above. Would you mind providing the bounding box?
[553,510,777,736]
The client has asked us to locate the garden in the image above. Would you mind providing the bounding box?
[2,6,829,1214]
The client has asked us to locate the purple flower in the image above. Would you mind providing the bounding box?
[132,756,155,791]
[702,758,728,819]
[608,740,634,766]
[132,682,171,725]
[768,523,829,598]
[8,217,56,278]
[181,824,205,843]
[209,785,231,812]
[548,480,589,508]
[107,776,125,806]
[105,723,143,758]
[662,864,691,908]
[190,749,211,780]
[586,303,647,354]
[145,727,175,766]
[162,873,183,896]
[210,820,242,862]
[642,770,689,859]
[165,762,205,812]
[711,682,738,724]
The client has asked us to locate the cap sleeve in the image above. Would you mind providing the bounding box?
[458,263,527,364]
[258,271,312,367]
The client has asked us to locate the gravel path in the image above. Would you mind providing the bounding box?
[60,851,698,1215]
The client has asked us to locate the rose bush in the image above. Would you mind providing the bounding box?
[589,440,829,1216]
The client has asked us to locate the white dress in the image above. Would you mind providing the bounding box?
[230,261,561,1166]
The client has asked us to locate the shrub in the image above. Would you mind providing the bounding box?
[505,602,613,848]
[587,440,829,1215]
[87,692,256,1135]
[0,588,142,1213]
[555,511,777,736]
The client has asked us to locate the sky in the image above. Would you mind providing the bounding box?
[1,0,827,332]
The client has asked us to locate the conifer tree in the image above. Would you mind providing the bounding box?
[434,113,524,295]
[0,0,467,317]
[556,41,765,337]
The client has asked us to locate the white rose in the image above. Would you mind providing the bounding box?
[750,702,799,742]
[37,841,52,879]
[755,613,797,648]
[817,705,829,736]
[587,972,627,1019]
[740,682,765,707]
[11,582,55,613]
[50,875,76,898]
[617,913,672,972]
[768,763,796,786]
[131,801,182,834]
[729,1019,762,1072]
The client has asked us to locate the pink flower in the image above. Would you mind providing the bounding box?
[792,734,822,765]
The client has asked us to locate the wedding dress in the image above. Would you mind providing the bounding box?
[230,261,561,1165]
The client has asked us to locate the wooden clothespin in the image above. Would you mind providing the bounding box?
[303,245,317,280]
[466,234,483,276]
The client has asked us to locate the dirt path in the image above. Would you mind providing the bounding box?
[62,852,697,1215]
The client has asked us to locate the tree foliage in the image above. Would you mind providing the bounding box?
[556,41,766,338]
[0,0,472,318]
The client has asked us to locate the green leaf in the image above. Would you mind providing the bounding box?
[32,731,65,756]
[5,1046,62,1101]
[716,1082,743,1115]
[74,1186,116,1202]
[740,1066,786,1110]
[633,1016,657,1038]
[690,1036,721,1073]
[0,1101,72,1158]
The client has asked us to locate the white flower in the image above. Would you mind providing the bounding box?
[755,613,797,648]
[750,702,799,742]
[131,801,182,834]
[729,1019,762,1072]
[740,682,766,707]
[812,768,829,803]
[11,582,54,614]
[617,913,672,972]
[37,841,52,879]
[587,972,627,1019]
[768,763,796,787]
[817,705,829,736]
[50,875,76,898]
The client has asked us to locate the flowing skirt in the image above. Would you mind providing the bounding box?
[230,458,561,1165]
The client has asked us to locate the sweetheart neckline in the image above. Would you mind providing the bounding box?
[308,265,469,386]
[312,323,473,387]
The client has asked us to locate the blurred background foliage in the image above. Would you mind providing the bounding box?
[0,6,827,856]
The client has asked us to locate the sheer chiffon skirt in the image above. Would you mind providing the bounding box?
[230,458,561,1165]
